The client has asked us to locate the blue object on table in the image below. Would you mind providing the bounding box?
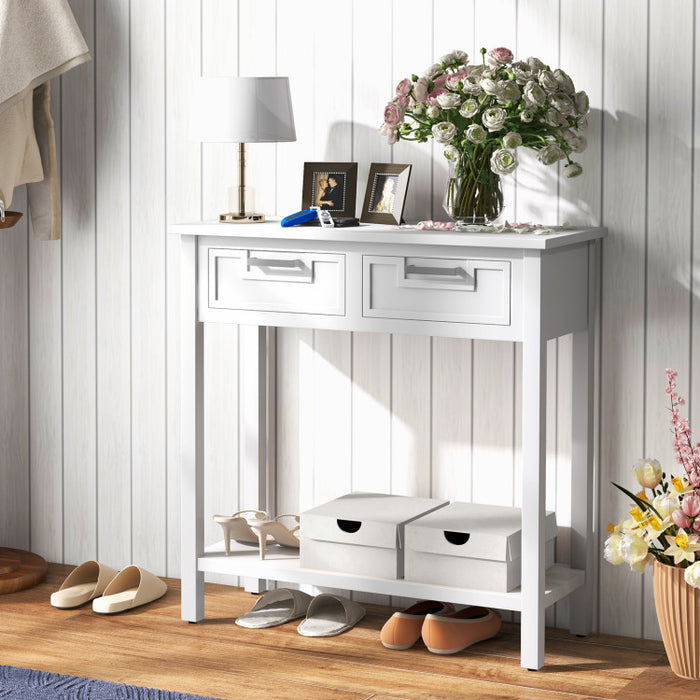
[281,209,318,227]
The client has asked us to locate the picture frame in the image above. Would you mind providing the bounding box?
[360,163,412,225]
[301,162,358,218]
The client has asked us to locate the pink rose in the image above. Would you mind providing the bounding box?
[414,76,430,102]
[682,492,700,517]
[379,121,398,145]
[395,78,412,97]
[394,94,409,108]
[488,47,514,66]
[383,101,404,127]
[672,508,692,530]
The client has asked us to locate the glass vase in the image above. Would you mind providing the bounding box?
[443,146,504,227]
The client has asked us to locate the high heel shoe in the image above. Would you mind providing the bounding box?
[213,510,269,555]
[248,514,300,560]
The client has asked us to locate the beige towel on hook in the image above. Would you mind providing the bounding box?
[0,0,90,239]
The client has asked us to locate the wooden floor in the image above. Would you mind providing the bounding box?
[0,564,697,699]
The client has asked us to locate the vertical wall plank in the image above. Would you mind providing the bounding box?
[599,0,648,638]
[392,334,431,496]
[643,0,693,640]
[392,1,434,222]
[0,187,29,549]
[558,0,604,631]
[353,0,393,217]
[432,337,472,501]
[62,0,96,564]
[432,1,476,220]
[95,0,132,568]
[130,0,167,574]
[515,0,560,225]
[28,77,63,563]
[239,0,277,217]
[201,1,240,566]
[352,333,391,493]
[165,0,202,577]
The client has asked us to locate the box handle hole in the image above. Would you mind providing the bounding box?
[444,531,470,545]
[337,519,362,533]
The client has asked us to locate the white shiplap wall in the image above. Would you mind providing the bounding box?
[1,0,696,640]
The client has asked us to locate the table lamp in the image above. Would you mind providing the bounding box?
[191,76,296,223]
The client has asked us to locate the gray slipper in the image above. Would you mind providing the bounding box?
[235,588,312,629]
[297,593,366,637]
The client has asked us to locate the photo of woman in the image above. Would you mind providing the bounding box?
[371,175,398,213]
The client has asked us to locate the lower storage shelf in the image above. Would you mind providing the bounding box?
[200,540,584,612]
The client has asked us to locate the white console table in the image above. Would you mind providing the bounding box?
[170,219,606,670]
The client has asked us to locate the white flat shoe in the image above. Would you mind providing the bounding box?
[92,565,167,614]
[50,560,119,609]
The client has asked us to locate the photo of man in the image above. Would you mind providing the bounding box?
[318,174,345,210]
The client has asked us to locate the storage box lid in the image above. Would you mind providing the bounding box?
[405,502,557,561]
[301,492,449,549]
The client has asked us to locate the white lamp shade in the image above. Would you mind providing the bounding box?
[190,76,296,143]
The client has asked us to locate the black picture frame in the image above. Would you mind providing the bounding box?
[360,163,412,225]
[301,162,358,218]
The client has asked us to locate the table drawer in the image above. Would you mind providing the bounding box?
[363,255,510,325]
[208,248,345,316]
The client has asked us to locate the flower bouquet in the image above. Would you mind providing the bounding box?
[380,47,589,226]
[604,369,700,679]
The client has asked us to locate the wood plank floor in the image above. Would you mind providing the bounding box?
[0,564,697,699]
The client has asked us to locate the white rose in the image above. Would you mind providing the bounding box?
[604,533,625,565]
[654,493,680,519]
[490,148,518,175]
[482,106,507,132]
[553,69,575,94]
[537,143,563,165]
[432,121,457,143]
[439,51,456,65]
[480,78,502,97]
[633,458,663,489]
[520,109,535,123]
[453,50,468,65]
[527,56,546,73]
[462,79,484,95]
[413,103,424,115]
[497,80,521,104]
[523,80,546,107]
[544,107,564,127]
[379,122,398,145]
[503,131,522,149]
[465,123,487,143]
[427,105,440,118]
[575,90,590,115]
[443,144,460,161]
[538,70,559,93]
[685,561,700,588]
[563,162,583,178]
[423,62,443,79]
[414,76,430,102]
[511,61,533,85]
[551,92,574,115]
[577,115,589,131]
[571,134,587,153]
[436,92,462,109]
[459,99,479,118]
[620,533,650,572]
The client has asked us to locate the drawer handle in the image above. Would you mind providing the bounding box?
[405,264,466,278]
[248,257,304,269]
[337,519,362,533]
[444,531,470,545]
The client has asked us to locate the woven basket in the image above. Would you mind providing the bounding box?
[653,559,700,679]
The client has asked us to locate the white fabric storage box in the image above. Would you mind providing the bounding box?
[300,492,449,579]
[404,502,557,592]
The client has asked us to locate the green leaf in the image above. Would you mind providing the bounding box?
[611,482,662,519]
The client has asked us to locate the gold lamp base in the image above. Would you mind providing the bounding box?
[219,212,265,223]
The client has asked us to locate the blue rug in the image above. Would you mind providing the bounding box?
[0,666,226,699]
